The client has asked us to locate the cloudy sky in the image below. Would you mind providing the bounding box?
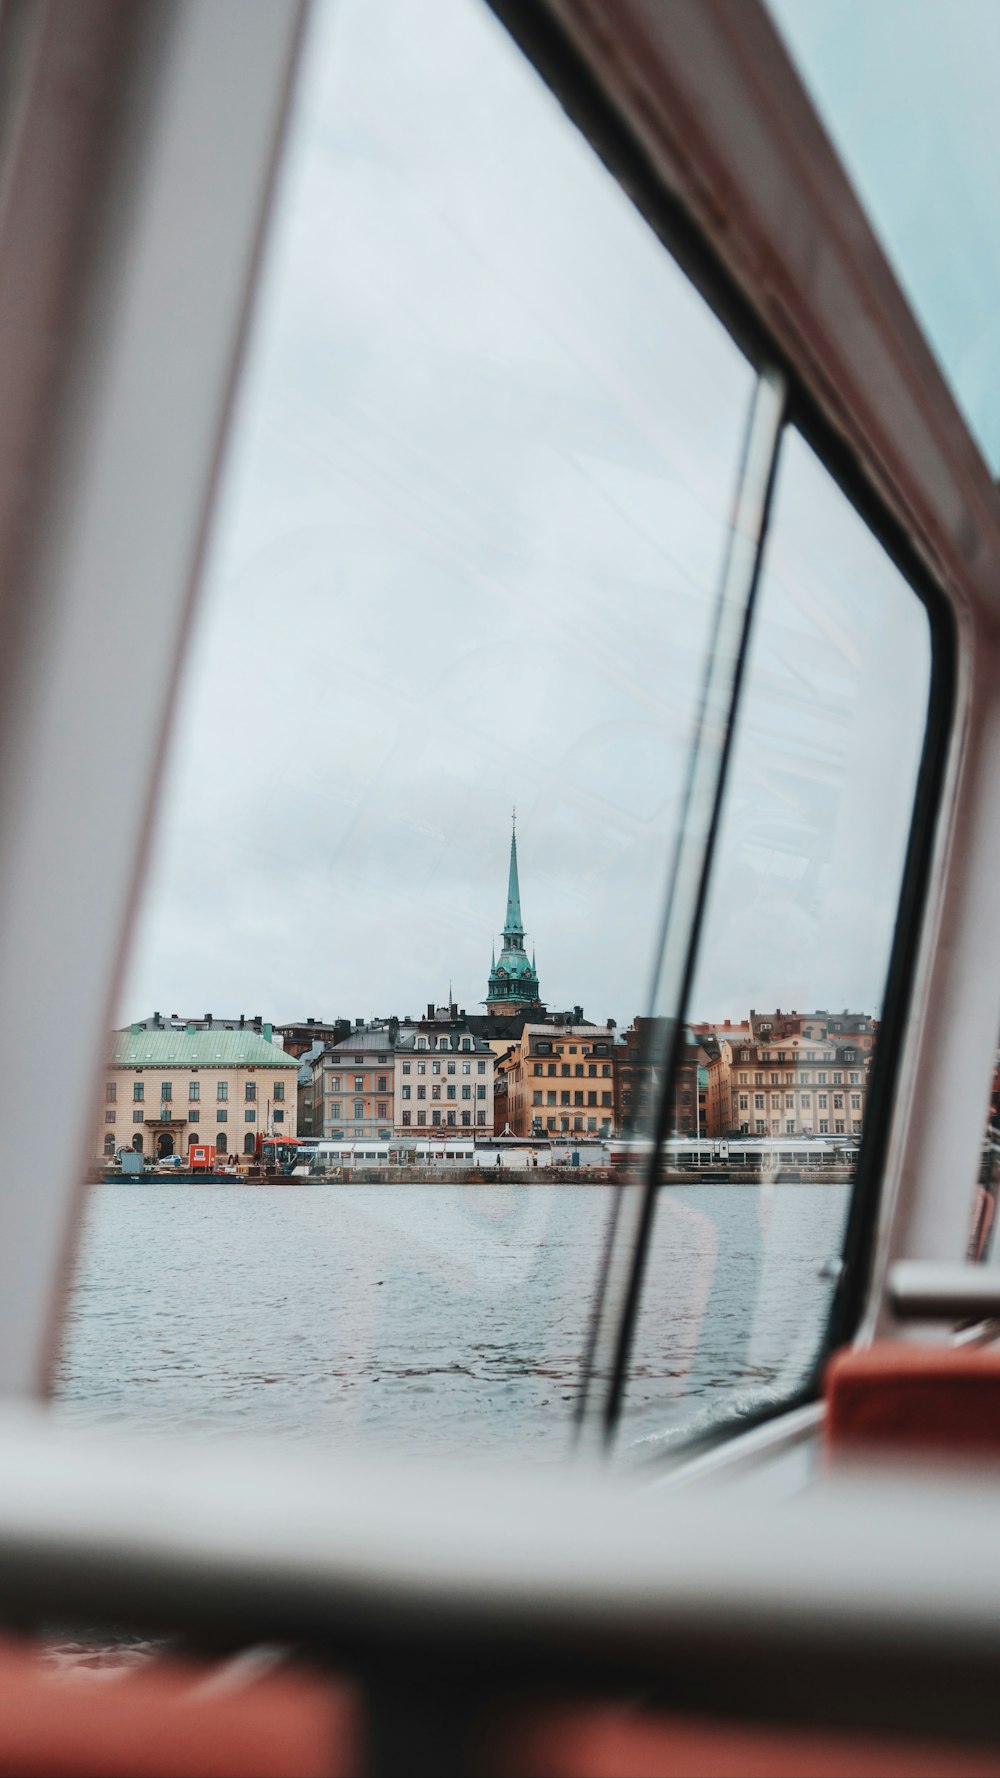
[119,0,930,1033]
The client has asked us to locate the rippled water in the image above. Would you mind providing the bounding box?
[53,1182,849,1462]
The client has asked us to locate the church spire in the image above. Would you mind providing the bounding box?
[485,810,542,1015]
[505,807,523,938]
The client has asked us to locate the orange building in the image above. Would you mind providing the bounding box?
[502,1022,617,1138]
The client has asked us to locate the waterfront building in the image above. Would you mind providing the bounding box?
[98,1023,298,1161]
[616,1017,709,1139]
[708,1029,870,1139]
[318,1023,398,1142]
[393,1011,495,1136]
[484,817,543,1018]
[503,1021,617,1138]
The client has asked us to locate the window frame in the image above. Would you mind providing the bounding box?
[491,0,965,1460]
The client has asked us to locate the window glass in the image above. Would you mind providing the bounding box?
[57,0,755,1460]
[618,430,931,1459]
[768,0,1000,471]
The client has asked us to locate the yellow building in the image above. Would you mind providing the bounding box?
[98,1023,298,1162]
[502,1022,617,1138]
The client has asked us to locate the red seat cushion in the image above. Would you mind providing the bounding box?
[0,1639,357,1777]
[825,1343,1000,1459]
[508,1704,1000,1777]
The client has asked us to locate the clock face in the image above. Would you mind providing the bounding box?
[497,967,506,978]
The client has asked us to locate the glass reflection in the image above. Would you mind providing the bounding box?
[618,431,931,1459]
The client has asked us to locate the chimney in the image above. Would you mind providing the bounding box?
[263,1023,272,1043]
[153,1011,161,1028]
[205,1013,212,1026]
[427,1003,434,1020]
[239,1014,244,1029]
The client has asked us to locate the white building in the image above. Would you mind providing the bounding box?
[394,1018,494,1136]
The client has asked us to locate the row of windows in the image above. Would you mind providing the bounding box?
[122,1079,286,1103]
[736,1070,862,1087]
[107,1108,287,1126]
[399,1084,487,1101]
[325,1061,491,1087]
[738,1048,860,1064]
[739,1091,861,1111]
[402,1061,488,1076]
[531,1062,613,1078]
[531,1090,613,1108]
[399,1111,488,1126]
[533,1042,611,1057]
[742,1119,861,1136]
[529,1117,613,1133]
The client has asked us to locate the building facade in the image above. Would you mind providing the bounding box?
[394,1013,494,1136]
[316,1024,398,1142]
[708,1029,870,1138]
[502,1022,617,1138]
[98,1024,298,1160]
[616,1017,710,1139]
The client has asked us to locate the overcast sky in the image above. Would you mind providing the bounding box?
[771,0,1000,474]
[119,0,930,1033]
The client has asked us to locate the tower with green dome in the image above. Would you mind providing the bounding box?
[485,814,542,1016]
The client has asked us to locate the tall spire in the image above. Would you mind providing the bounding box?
[485,809,541,1014]
[505,807,523,937]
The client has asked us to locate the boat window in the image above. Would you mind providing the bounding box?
[768,0,1000,471]
[608,428,932,1461]
[56,0,759,1462]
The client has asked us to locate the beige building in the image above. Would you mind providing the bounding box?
[394,1018,494,1136]
[707,1032,869,1139]
[98,1023,298,1162]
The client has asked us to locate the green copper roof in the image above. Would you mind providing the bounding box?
[110,1028,297,1068]
[505,820,523,936]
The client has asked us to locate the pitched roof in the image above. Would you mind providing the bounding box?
[110,1028,297,1068]
[328,1028,396,1056]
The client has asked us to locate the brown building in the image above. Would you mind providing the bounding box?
[617,1018,709,1139]
[274,1016,352,1060]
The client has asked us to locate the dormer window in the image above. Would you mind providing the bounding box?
[417,1038,427,1050]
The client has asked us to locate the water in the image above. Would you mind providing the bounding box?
[53,1182,849,1462]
